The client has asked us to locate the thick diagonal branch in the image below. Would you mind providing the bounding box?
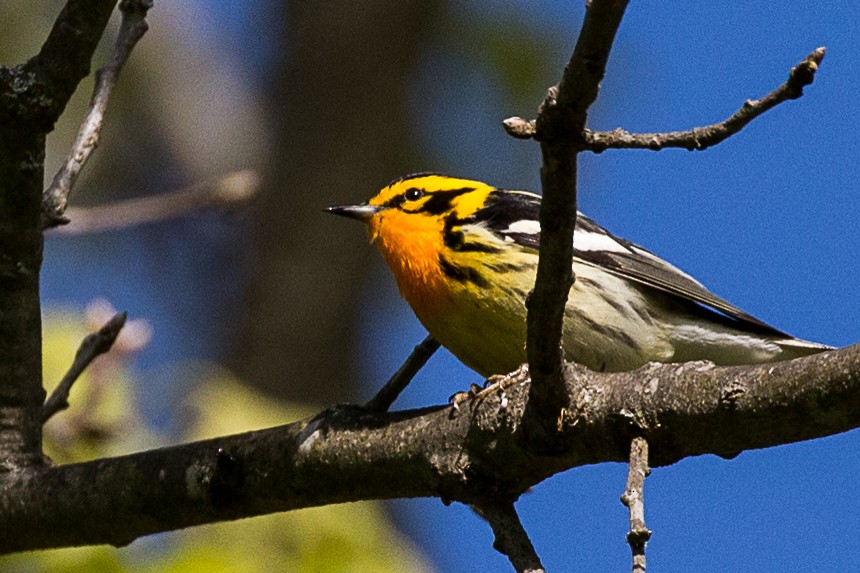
[3,343,859,554]
[3,0,117,128]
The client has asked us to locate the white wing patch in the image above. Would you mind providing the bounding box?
[504,219,541,235]
[573,228,631,254]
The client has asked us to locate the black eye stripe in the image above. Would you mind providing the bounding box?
[419,187,475,215]
[384,186,477,213]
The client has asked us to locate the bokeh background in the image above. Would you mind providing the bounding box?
[2,1,859,571]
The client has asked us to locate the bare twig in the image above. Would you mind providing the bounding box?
[621,437,652,573]
[479,501,546,573]
[42,312,127,423]
[523,0,629,450]
[504,48,826,152]
[364,335,440,412]
[49,170,261,235]
[585,47,826,152]
[42,0,154,228]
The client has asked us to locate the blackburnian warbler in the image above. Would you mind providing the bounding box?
[327,173,831,377]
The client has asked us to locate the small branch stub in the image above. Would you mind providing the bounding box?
[503,117,537,139]
[479,501,546,573]
[621,436,652,573]
[42,312,128,423]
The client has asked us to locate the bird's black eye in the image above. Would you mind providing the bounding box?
[404,187,424,202]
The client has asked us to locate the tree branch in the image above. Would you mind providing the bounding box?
[48,170,261,235]
[42,312,127,423]
[364,335,440,412]
[621,437,651,573]
[1,0,117,128]
[0,0,122,471]
[479,501,546,573]
[584,47,825,152]
[3,343,859,553]
[503,48,826,152]
[42,0,153,227]
[524,0,628,450]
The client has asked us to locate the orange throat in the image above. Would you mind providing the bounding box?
[367,211,453,318]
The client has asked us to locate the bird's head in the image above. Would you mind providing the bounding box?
[325,173,496,244]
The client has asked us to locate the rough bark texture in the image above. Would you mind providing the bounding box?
[0,0,117,471]
[0,2,849,569]
[2,345,859,553]
[0,130,46,470]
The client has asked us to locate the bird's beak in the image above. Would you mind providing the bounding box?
[324,203,384,222]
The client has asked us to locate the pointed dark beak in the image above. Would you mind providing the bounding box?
[324,203,384,222]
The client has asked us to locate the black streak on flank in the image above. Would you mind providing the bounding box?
[439,255,489,288]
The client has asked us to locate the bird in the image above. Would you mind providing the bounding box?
[326,173,831,377]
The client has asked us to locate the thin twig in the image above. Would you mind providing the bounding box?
[479,500,546,573]
[504,47,826,152]
[41,0,154,228]
[49,170,261,235]
[364,335,440,412]
[621,436,652,573]
[586,47,825,152]
[42,312,127,423]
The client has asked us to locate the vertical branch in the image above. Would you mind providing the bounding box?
[621,437,652,573]
[523,0,629,448]
[0,130,47,470]
[0,0,122,470]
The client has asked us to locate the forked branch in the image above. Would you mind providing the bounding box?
[42,0,153,228]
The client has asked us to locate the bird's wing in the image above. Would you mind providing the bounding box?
[480,191,788,337]
[571,214,787,336]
